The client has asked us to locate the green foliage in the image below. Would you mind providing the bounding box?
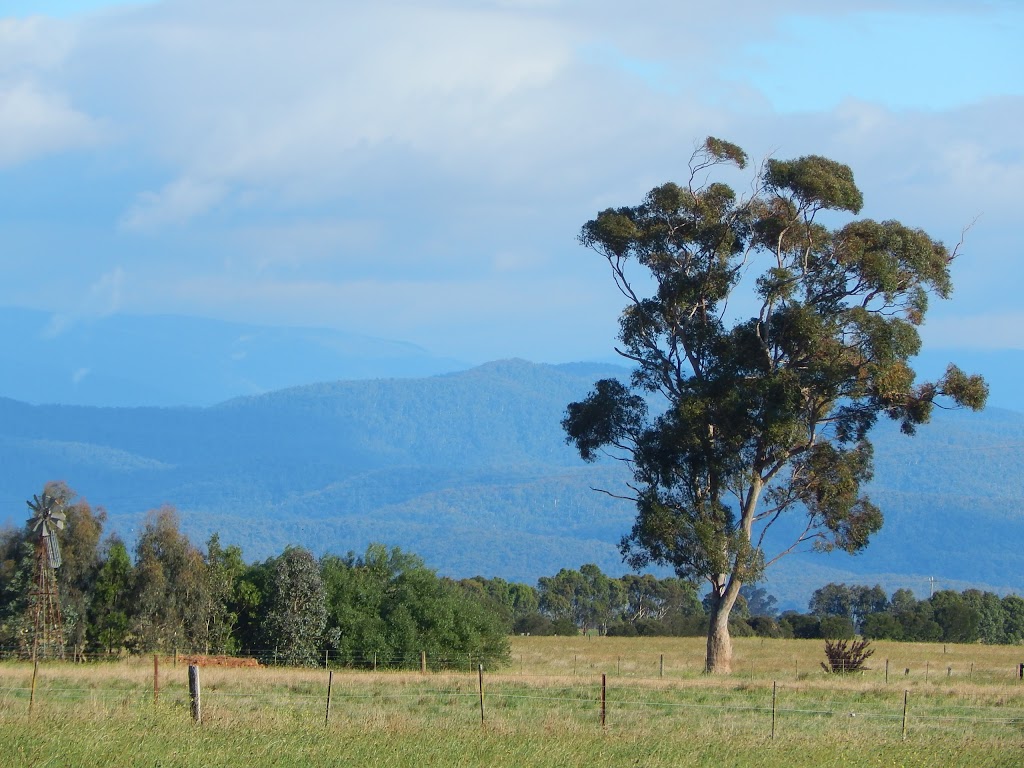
[564,136,986,671]
[929,590,981,643]
[739,584,778,618]
[746,616,784,638]
[262,547,328,667]
[779,612,821,639]
[88,538,133,654]
[129,507,209,653]
[819,616,856,640]
[322,545,510,668]
[514,613,578,636]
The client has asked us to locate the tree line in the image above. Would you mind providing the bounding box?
[1,484,510,667]
[786,582,1024,645]
[4,484,1022,667]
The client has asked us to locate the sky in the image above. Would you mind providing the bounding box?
[1,0,1022,366]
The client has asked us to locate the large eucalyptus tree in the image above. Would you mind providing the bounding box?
[563,138,986,673]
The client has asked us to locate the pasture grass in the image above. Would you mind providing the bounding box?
[2,636,1024,766]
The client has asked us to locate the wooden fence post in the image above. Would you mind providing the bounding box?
[600,673,607,728]
[659,654,664,679]
[478,664,485,726]
[188,664,202,724]
[901,690,908,741]
[420,651,427,674]
[771,681,777,740]
[28,658,39,715]
[324,670,333,726]
[154,654,160,704]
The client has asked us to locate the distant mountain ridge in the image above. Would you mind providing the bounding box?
[0,357,1021,610]
[2,305,1020,413]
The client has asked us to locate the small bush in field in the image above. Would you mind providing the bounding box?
[821,638,874,674]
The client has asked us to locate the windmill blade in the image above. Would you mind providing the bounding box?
[50,510,66,530]
[45,532,62,569]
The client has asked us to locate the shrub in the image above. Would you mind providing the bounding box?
[605,622,639,637]
[821,638,874,674]
[747,616,783,638]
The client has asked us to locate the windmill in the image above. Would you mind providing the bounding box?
[26,492,67,660]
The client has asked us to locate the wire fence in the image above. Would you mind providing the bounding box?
[5,641,1024,682]
[5,656,1024,743]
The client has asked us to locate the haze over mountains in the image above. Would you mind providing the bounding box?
[1,307,1022,610]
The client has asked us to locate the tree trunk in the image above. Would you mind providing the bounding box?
[705,602,733,674]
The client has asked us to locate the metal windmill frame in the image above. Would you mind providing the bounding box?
[26,492,66,661]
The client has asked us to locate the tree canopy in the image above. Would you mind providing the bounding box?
[563,137,986,673]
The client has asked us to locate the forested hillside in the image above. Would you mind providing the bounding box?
[0,359,1021,608]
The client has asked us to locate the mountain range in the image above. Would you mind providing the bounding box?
[1,340,1022,610]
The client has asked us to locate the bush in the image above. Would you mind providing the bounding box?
[780,612,821,639]
[821,638,874,674]
[605,622,639,637]
[747,616,783,638]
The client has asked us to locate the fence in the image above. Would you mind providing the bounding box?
[5,654,1024,743]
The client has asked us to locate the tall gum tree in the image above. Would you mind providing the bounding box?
[563,137,987,674]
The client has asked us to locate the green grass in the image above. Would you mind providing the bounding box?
[3,637,1024,766]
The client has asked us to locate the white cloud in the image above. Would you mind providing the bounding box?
[0,17,105,166]
[0,81,104,166]
[3,0,1023,362]
[120,178,226,231]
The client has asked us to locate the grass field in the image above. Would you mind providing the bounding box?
[3,636,1024,766]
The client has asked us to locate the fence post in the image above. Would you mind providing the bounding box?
[660,654,664,679]
[420,651,427,674]
[600,673,606,728]
[325,649,329,669]
[373,652,377,672]
[154,654,160,704]
[188,665,202,725]
[885,658,889,684]
[478,664,485,726]
[925,661,929,682]
[324,670,333,726]
[28,658,39,715]
[901,690,908,741]
[771,681,777,740]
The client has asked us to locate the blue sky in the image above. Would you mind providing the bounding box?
[1,0,1022,365]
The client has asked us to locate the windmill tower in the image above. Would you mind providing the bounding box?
[26,492,67,660]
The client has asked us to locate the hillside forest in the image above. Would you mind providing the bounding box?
[4,483,1023,667]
